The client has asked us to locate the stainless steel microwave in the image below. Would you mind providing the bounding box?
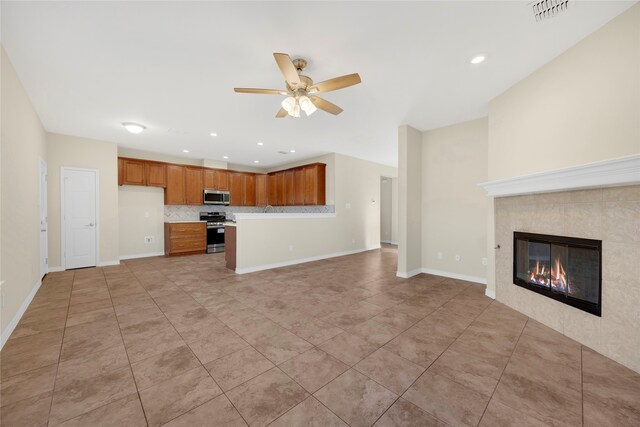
[203,189,230,205]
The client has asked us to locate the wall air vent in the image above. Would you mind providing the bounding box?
[531,0,570,22]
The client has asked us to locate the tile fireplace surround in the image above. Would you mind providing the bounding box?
[494,185,640,373]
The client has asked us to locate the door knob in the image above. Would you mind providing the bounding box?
[86,223,95,227]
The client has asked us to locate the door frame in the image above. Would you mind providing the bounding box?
[39,157,48,278]
[60,167,100,270]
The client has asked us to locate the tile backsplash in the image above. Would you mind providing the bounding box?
[164,204,335,221]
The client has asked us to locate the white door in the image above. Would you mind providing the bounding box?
[39,158,48,278]
[63,169,97,269]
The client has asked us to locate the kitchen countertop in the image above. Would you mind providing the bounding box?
[164,220,205,224]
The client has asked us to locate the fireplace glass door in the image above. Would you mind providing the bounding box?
[514,232,601,316]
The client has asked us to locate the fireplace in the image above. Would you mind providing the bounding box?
[513,232,602,316]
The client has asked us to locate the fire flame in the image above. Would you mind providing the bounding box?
[528,258,569,293]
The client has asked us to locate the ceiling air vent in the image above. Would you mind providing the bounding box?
[531,0,570,22]
[278,151,289,155]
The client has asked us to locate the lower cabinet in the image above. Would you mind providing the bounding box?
[164,222,206,256]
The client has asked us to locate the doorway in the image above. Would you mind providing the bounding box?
[39,158,48,279]
[380,176,396,245]
[62,168,98,269]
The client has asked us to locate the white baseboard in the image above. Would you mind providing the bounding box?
[119,251,165,261]
[235,247,379,274]
[421,268,487,285]
[485,288,496,299]
[396,268,423,279]
[1,279,42,350]
[47,266,64,273]
[97,260,120,267]
[381,240,399,245]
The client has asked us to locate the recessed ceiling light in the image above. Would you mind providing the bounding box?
[223,156,229,159]
[182,149,190,153]
[210,132,217,137]
[257,142,264,146]
[289,149,296,153]
[253,160,260,164]
[122,122,146,134]
[470,55,486,65]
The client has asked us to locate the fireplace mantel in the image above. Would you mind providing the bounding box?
[479,154,640,197]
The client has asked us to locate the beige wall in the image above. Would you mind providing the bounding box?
[397,125,423,276]
[0,46,48,341]
[235,153,397,270]
[118,147,205,167]
[47,133,119,267]
[118,186,165,258]
[391,177,399,244]
[422,118,488,281]
[488,4,640,181]
[495,186,640,373]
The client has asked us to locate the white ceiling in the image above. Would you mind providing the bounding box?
[1,1,635,168]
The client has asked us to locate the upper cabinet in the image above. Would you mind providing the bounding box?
[204,169,229,191]
[118,157,326,207]
[185,167,203,205]
[145,162,167,188]
[165,165,186,205]
[121,158,146,185]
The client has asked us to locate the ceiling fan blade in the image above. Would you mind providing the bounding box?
[310,96,343,115]
[234,88,287,95]
[273,53,301,85]
[309,73,361,93]
[276,107,288,118]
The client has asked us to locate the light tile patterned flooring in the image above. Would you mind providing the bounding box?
[1,246,639,426]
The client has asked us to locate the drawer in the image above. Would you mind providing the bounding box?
[170,238,206,253]
[169,223,204,234]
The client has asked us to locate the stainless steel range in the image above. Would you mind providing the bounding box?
[200,212,226,253]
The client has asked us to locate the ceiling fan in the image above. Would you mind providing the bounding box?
[234,53,361,118]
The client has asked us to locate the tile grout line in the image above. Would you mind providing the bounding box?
[45,269,75,426]
[367,287,492,427]
[476,315,529,425]
[101,264,152,427]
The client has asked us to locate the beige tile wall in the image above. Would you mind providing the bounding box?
[494,185,640,373]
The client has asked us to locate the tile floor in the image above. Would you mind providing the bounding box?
[1,246,639,426]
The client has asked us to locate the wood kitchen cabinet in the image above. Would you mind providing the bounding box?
[229,173,244,206]
[121,158,146,186]
[303,163,326,205]
[255,174,268,206]
[185,167,203,205]
[164,222,206,256]
[283,170,295,205]
[145,162,167,188]
[204,169,230,191]
[268,173,284,206]
[294,168,305,205]
[243,174,256,206]
[165,165,186,205]
[118,158,124,185]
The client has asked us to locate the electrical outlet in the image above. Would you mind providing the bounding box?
[289,245,293,252]
[144,211,150,218]
[144,236,154,244]
[345,203,351,209]
[437,252,443,260]
[455,254,461,262]
[482,257,488,266]
[351,238,356,244]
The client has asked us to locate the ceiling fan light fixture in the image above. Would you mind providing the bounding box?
[289,104,301,118]
[281,96,296,112]
[303,102,317,116]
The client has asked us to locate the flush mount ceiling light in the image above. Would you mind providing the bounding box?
[257,142,264,146]
[210,132,217,137]
[122,122,146,134]
[470,55,486,65]
[235,53,360,118]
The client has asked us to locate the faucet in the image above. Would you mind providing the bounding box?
[263,205,273,213]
